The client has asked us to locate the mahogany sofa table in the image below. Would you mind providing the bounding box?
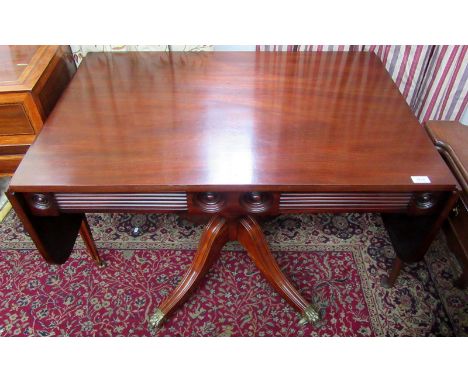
[7,51,458,330]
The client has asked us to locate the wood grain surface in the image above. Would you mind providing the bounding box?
[10,51,456,192]
[0,45,38,84]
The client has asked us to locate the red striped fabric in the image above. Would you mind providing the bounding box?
[256,45,467,123]
[416,46,467,121]
[437,47,465,119]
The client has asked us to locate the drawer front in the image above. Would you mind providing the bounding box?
[0,154,24,175]
[20,191,447,217]
[279,192,444,215]
[52,193,188,214]
[22,192,189,216]
[279,192,413,212]
[0,104,34,135]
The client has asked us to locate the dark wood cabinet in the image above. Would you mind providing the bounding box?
[0,45,76,175]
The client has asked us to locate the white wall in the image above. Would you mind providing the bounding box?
[214,45,256,51]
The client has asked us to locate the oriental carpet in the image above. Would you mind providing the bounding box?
[0,211,467,336]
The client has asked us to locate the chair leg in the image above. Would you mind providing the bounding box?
[80,215,105,267]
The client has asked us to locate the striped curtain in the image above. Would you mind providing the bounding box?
[414,46,467,121]
[256,45,468,123]
[256,45,361,52]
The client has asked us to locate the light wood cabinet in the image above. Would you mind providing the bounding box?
[0,45,76,175]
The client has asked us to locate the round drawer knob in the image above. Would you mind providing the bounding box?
[240,192,273,213]
[199,192,221,204]
[247,192,262,204]
[31,193,51,210]
[195,192,225,212]
[415,193,435,210]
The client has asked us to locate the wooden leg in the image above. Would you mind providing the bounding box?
[80,215,105,267]
[149,215,320,330]
[382,191,459,288]
[237,216,320,324]
[149,215,229,329]
[380,257,403,288]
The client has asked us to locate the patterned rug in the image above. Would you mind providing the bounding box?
[0,211,467,336]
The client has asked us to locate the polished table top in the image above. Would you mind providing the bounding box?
[10,52,456,193]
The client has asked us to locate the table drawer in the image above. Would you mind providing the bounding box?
[19,191,448,217]
[22,192,189,215]
[0,104,34,135]
[278,192,443,215]
[0,154,24,175]
[279,192,413,212]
